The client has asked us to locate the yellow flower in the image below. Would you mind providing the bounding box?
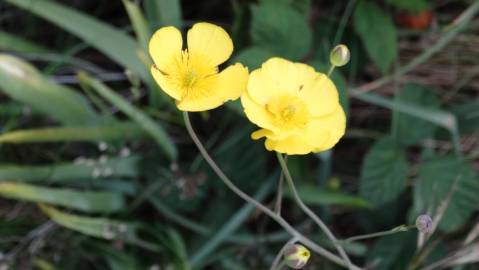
[241,58,346,155]
[149,22,249,111]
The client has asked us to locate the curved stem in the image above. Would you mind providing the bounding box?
[275,261,286,270]
[276,152,353,270]
[183,112,362,270]
[270,237,297,270]
[341,225,416,243]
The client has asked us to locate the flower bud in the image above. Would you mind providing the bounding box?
[416,214,433,234]
[329,44,350,67]
[283,244,310,269]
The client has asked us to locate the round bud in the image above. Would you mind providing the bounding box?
[330,44,351,67]
[416,214,433,234]
[283,244,310,269]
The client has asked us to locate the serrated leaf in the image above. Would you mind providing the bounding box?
[359,137,409,205]
[250,2,312,60]
[0,183,125,213]
[395,84,441,145]
[353,0,397,73]
[416,155,479,232]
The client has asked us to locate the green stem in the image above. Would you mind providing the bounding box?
[183,112,362,270]
[275,261,286,270]
[276,153,353,270]
[327,65,336,77]
[341,225,416,243]
[270,237,297,270]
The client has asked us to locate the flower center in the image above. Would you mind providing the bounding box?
[166,50,217,98]
[266,95,310,131]
[183,69,198,88]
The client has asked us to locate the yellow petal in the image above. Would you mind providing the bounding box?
[149,26,183,72]
[150,66,183,100]
[215,63,249,101]
[176,63,248,111]
[247,58,318,105]
[265,135,314,155]
[261,107,346,155]
[300,73,340,116]
[241,92,276,132]
[308,106,346,151]
[187,22,233,67]
[251,129,274,140]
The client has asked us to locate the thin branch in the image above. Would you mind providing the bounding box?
[276,153,353,270]
[183,112,362,270]
[269,237,298,270]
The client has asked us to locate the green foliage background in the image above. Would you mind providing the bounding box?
[0,0,478,269]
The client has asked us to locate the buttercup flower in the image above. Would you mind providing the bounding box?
[241,58,346,154]
[149,22,248,111]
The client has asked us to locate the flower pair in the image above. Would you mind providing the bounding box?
[149,23,346,155]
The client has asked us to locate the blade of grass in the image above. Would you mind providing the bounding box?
[78,72,177,160]
[0,182,125,213]
[190,175,275,267]
[4,0,148,80]
[0,30,50,53]
[144,0,182,29]
[352,91,461,154]
[0,122,144,144]
[0,54,100,125]
[122,0,151,52]
[0,156,140,182]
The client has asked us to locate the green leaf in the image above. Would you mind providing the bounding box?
[353,0,397,73]
[122,0,151,52]
[395,84,441,145]
[415,155,479,231]
[0,31,50,53]
[0,55,100,125]
[352,91,456,131]
[359,137,409,205]
[144,0,182,29]
[250,2,312,60]
[39,204,147,244]
[0,122,144,144]
[386,0,429,12]
[190,177,275,267]
[0,156,140,182]
[367,232,417,270]
[449,101,479,135]
[234,46,276,70]
[78,72,177,160]
[284,184,371,208]
[0,182,124,213]
[4,0,148,80]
